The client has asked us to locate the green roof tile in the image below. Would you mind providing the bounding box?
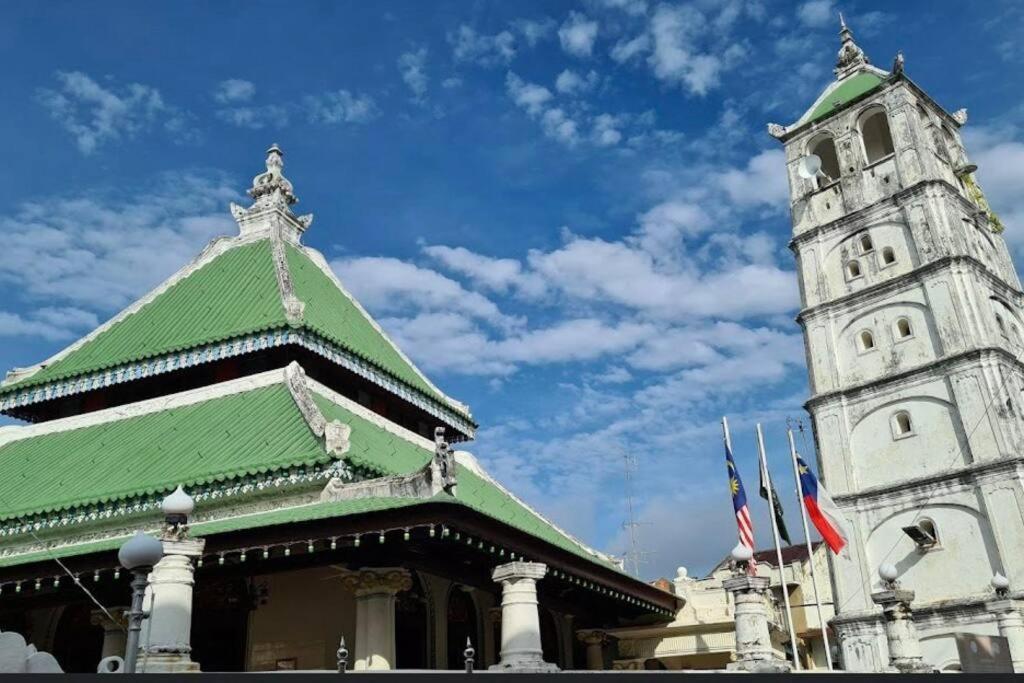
[806,72,884,124]
[4,241,286,391]
[0,384,326,521]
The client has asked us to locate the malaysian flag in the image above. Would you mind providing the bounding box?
[723,419,754,551]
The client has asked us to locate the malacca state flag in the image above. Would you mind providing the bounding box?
[796,454,850,554]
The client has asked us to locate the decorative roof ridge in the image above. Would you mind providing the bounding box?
[283,362,350,457]
[1,231,275,390]
[0,366,291,450]
[452,448,618,566]
[230,144,313,242]
[295,242,473,419]
[270,229,306,326]
[302,373,436,452]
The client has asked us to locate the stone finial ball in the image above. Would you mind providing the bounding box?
[161,485,194,517]
[731,543,753,563]
[992,572,1010,591]
[878,563,899,582]
[676,567,688,580]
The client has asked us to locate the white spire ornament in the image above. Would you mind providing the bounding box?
[835,13,869,79]
[229,143,314,239]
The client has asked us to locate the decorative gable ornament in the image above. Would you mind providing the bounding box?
[230,144,314,240]
[835,13,869,79]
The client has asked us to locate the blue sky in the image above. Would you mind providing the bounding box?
[1,0,1023,579]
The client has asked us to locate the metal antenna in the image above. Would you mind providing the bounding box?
[620,450,653,577]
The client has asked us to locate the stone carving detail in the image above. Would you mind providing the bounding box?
[249,143,297,206]
[270,232,306,324]
[284,362,351,458]
[0,631,63,673]
[231,144,310,239]
[952,108,968,125]
[434,427,457,492]
[337,567,413,596]
[892,50,905,75]
[767,123,786,139]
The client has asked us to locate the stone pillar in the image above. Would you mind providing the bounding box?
[986,597,1024,672]
[340,568,412,671]
[559,614,575,669]
[89,608,128,661]
[489,561,558,672]
[577,629,610,670]
[140,538,204,673]
[723,575,790,673]
[870,587,932,673]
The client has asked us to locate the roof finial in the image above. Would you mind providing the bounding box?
[834,12,869,79]
[248,143,297,206]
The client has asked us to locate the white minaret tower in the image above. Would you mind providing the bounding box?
[769,18,1024,672]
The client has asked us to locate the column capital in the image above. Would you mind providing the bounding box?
[723,575,770,594]
[160,538,205,558]
[492,561,547,583]
[987,597,1024,614]
[90,607,128,631]
[577,629,612,646]
[339,567,412,597]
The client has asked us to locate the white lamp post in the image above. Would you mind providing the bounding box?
[117,531,164,674]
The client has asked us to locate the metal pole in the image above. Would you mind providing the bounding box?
[755,424,802,671]
[787,428,834,670]
[123,569,149,674]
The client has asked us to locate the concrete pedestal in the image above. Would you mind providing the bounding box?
[140,538,204,673]
[871,588,932,674]
[986,597,1024,673]
[339,568,412,671]
[489,562,558,672]
[723,575,790,673]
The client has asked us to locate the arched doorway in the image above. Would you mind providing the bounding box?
[395,572,428,669]
[51,604,104,673]
[446,587,478,669]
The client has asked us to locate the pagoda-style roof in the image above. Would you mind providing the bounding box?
[0,364,610,573]
[0,147,474,437]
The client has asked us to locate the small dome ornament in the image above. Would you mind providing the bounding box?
[162,485,194,517]
[992,572,1010,596]
[118,532,164,570]
[878,562,899,587]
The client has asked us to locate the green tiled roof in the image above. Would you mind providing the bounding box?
[806,72,884,124]
[7,241,285,390]
[1,237,450,408]
[286,245,436,398]
[0,378,612,572]
[0,384,327,521]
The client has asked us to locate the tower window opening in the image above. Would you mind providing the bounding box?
[881,247,896,265]
[860,109,896,164]
[858,330,875,351]
[810,135,841,187]
[896,318,913,339]
[858,234,874,253]
[846,260,862,280]
[893,411,913,437]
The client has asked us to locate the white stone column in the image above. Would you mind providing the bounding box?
[140,538,204,673]
[870,587,932,673]
[90,608,128,661]
[577,629,610,670]
[986,597,1024,672]
[723,575,790,673]
[340,568,412,670]
[489,561,558,672]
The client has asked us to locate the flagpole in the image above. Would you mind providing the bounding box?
[755,423,802,671]
[787,428,834,671]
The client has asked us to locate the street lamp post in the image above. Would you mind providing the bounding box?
[117,531,164,674]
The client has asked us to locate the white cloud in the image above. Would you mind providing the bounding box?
[512,17,556,47]
[540,108,580,146]
[647,4,722,96]
[610,33,651,63]
[422,244,546,297]
[0,172,238,316]
[0,307,99,341]
[505,72,552,116]
[304,90,378,124]
[448,25,516,66]
[966,126,1024,254]
[36,71,178,154]
[797,0,835,28]
[441,76,463,89]
[213,79,256,104]
[398,47,429,102]
[592,113,623,146]
[712,149,789,208]
[215,104,289,130]
[558,12,599,58]
[554,69,598,95]
[600,0,648,16]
